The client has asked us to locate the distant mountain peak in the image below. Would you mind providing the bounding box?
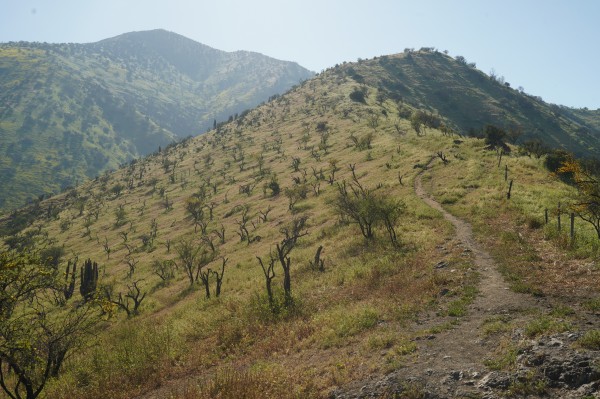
[0,31,313,210]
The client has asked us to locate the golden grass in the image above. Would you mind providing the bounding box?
[8,60,599,399]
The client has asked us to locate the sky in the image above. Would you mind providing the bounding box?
[1,0,599,109]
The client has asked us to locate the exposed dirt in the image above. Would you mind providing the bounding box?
[332,165,600,398]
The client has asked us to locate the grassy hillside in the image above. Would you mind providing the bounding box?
[0,30,313,210]
[340,49,600,157]
[1,56,599,399]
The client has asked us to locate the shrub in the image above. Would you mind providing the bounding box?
[349,88,366,104]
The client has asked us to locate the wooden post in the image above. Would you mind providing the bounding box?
[570,212,575,241]
[504,165,508,181]
[557,202,561,232]
[498,151,503,168]
[545,208,548,225]
[507,180,513,199]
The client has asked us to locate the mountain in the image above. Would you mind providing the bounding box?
[0,29,313,210]
[339,49,600,157]
[1,50,599,399]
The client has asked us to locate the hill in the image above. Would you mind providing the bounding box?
[0,29,313,210]
[339,49,600,157]
[0,52,599,399]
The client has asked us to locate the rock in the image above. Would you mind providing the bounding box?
[449,370,463,381]
[547,338,563,347]
[543,354,600,388]
[435,261,449,269]
[478,372,510,390]
[524,353,546,366]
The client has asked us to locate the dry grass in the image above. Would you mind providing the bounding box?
[8,58,599,399]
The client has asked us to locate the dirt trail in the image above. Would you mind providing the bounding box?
[406,167,537,395]
[335,165,600,398]
[140,166,598,399]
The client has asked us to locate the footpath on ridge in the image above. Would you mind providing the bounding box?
[333,163,600,399]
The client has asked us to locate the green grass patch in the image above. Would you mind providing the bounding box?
[524,316,571,338]
[481,315,513,336]
[445,285,477,317]
[484,342,518,371]
[549,304,575,317]
[577,330,600,350]
[317,305,381,348]
[583,297,600,312]
[507,371,547,396]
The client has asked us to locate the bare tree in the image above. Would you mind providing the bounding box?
[275,216,309,304]
[256,253,276,307]
[174,238,211,286]
[213,257,227,297]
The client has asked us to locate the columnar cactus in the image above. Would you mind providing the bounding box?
[80,258,98,301]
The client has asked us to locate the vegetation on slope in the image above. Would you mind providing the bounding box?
[0,29,313,210]
[0,53,599,399]
[339,49,600,158]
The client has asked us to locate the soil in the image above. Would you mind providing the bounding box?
[331,166,600,398]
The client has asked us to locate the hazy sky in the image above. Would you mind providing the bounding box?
[1,0,599,109]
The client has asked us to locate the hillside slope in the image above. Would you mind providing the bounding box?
[1,56,599,399]
[338,49,600,157]
[0,29,313,209]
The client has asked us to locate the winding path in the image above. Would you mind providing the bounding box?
[407,166,534,395]
[337,165,541,398]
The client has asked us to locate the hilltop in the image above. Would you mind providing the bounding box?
[340,50,600,157]
[0,29,313,210]
[0,50,599,399]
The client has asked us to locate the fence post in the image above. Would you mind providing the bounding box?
[557,202,561,232]
[570,212,575,241]
[505,165,508,181]
[545,208,548,225]
[507,180,513,200]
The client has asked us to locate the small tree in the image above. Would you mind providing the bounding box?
[410,112,423,136]
[197,267,211,299]
[333,168,405,245]
[276,216,309,305]
[0,250,100,399]
[152,259,176,282]
[484,125,510,152]
[349,87,366,103]
[284,185,309,211]
[104,280,147,317]
[174,238,214,286]
[175,238,201,286]
[308,245,325,271]
[558,158,600,239]
[114,205,127,227]
[213,257,227,297]
[291,157,301,172]
[334,181,379,239]
[185,196,205,233]
[256,253,276,307]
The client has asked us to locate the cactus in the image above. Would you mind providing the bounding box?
[80,259,98,301]
[63,258,77,300]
